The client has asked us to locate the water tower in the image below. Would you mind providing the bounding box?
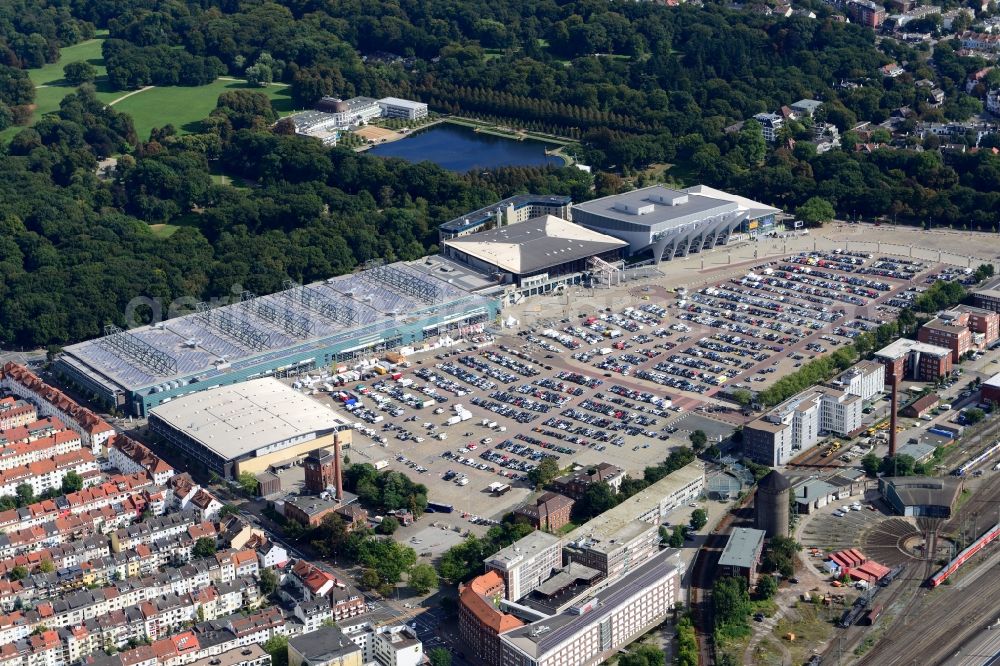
[755,470,791,538]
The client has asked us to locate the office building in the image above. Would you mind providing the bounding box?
[439,195,573,241]
[376,97,428,120]
[571,185,779,262]
[563,520,659,579]
[972,278,1000,312]
[918,305,1000,361]
[825,360,885,402]
[874,338,953,383]
[498,550,682,666]
[458,572,523,666]
[744,392,821,466]
[148,378,352,480]
[484,531,564,602]
[718,528,766,585]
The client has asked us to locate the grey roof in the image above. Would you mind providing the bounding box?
[443,215,626,275]
[882,476,962,507]
[289,625,362,663]
[718,528,765,569]
[439,194,572,233]
[572,185,737,228]
[501,549,682,659]
[759,470,791,493]
[486,530,562,569]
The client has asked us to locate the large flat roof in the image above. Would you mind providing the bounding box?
[564,461,704,543]
[718,527,765,569]
[874,338,951,360]
[983,371,1000,389]
[60,260,490,392]
[149,378,348,461]
[486,530,562,569]
[439,194,572,233]
[501,549,682,659]
[572,185,737,228]
[443,215,626,275]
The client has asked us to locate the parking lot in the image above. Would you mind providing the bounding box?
[278,240,987,526]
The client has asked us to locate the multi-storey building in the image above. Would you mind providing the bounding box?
[874,338,953,383]
[340,620,424,666]
[485,531,563,602]
[918,306,1000,361]
[498,550,682,666]
[825,360,885,402]
[0,399,37,431]
[513,493,574,532]
[458,572,522,666]
[847,0,886,27]
[550,463,623,500]
[744,392,821,466]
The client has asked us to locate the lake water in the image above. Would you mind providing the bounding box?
[367,123,561,172]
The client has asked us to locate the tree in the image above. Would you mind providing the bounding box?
[732,389,753,408]
[238,472,259,496]
[259,567,279,595]
[15,484,33,507]
[756,575,778,600]
[668,525,685,548]
[796,196,836,227]
[963,408,985,425]
[219,504,239,518]
[61,471,83,494]
[378,516,399,535]
[528,457,560,489]
[572,482,618,522]
[263,635,288,666]
[245,64,273,87]
[193,537,217,558]
[428,647,452,666]
[762,536,801,578]
[9,566,27,581]
[713,576,751,637]
[409,563,439,595]
[63,61,98,86]
[879,454,916,477]
[618,644,666,666]
[689,430,708,451]
[359,568,381,590]
[690,508,708,531]
[39,559,55,574]
[356,539,417,585]
[861,453,880,477]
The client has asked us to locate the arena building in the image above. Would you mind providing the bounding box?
[440,215,628,298]
[571,185,780,262]
[55,261,499,416]
[148,377,352,480]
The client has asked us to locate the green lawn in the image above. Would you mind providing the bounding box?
[113,80,296,140]
[148,224,180,239]
[30,36,107,87]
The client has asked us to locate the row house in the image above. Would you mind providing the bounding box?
[0,431,82,473]
[109,437,175,486]
[110,511,201,553]
[0,417,65,448]
[0,449,99,498]
[95,636,271,666]
[0,399,38,431]
[0,363,114,455]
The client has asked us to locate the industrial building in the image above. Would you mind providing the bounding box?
[55,260,498,416]
[879,476,963,518]
[874,338,953,383]
[718,528,766,585]
[755,470,790,538]
[441,215,628,296]
[571,185,780,262]
[147,378,352,480]
[438,194,574,242]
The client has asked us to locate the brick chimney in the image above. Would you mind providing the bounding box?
[333,433,344,501]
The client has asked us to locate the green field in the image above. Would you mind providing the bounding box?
[113,80,296,140]
[2,32,297,142]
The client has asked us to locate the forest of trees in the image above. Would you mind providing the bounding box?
[1,0,1000,349]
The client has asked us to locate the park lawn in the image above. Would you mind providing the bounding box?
[112,80,296,140]
[29,36,107,87]
[148,224,180,239]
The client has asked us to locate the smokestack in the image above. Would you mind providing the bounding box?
[333,433,344,501]
[888,379,898,458]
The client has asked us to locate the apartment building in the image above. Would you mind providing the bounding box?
[0,399,37,431]
[340,620,424,666]
[0,449,98,498]
[484,531,563,602]
[0,431,82,473]
[744,392,821,466]
[753,113,784,142]
[0,363,114,455]
[109,437,175,486]
[847,0,886,27]
[825,360,885,401]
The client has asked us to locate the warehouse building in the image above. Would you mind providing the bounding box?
[571,185,780,262]
[718,528,766,585]
[441,214,627,297]
[148,378,352,480]
[55,260,498,416]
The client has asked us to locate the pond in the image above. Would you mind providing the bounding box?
[366,122,562,172]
